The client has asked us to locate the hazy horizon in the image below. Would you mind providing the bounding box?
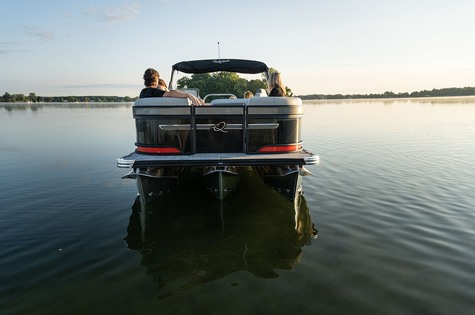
[1,0,474,97]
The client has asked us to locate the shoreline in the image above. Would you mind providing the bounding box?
[302,95,475,104]
[2,95,475,107]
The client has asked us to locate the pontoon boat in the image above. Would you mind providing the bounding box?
[117,59,319,204]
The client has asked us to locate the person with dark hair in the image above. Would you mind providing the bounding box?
[139,68,204,105]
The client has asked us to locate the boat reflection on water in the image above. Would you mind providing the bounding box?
[124,167,317,298]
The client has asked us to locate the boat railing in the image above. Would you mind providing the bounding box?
[210,98,247,106]
[203,93,237,103]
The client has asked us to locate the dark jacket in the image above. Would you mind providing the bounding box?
[139,88,166,98]
[269,86,285,97]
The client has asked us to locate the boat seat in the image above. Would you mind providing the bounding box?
[210,98,246,106]
[247,97,302,106]
[134,97,192,106]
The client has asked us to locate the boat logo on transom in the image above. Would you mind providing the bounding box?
[211,121,228,133]
[213,59,230,64]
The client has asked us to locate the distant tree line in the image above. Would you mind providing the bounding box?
[1,70,292,103]
[3,86,474,103]
[299,87,475,100]
[1,92,137,103]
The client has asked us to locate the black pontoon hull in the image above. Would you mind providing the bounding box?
[118,149,317,202]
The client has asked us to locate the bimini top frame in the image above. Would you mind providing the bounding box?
[169,59,269,90]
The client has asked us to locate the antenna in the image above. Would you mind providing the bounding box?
[217,41,221,60]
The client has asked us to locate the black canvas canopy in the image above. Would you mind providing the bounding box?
[172,59,269,74]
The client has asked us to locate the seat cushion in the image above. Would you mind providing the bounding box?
[134,97,191,106]
[247,97,302,106]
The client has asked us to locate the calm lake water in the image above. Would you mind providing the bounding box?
[1,98,475,315]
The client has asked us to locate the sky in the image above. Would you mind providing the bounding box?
[1,0,474,97]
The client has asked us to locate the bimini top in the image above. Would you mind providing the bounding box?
[172,59,269,74]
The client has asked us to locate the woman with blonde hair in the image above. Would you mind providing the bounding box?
[243,91,254,99]
[267,72,285,97]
